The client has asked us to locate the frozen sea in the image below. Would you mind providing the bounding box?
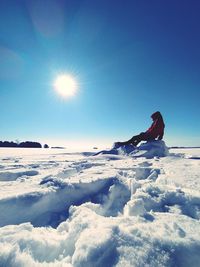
[0,143,200,267]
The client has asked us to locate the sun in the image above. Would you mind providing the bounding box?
[54,74,77,98]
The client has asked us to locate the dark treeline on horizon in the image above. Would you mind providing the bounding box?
[0,141,44,148]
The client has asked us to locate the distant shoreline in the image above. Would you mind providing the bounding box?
[0,141,44,148]
[0,140,70,149]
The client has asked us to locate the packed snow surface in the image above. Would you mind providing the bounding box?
[0,142,200,267]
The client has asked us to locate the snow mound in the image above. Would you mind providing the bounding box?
[131,140,169,158]
[95,140,169,158]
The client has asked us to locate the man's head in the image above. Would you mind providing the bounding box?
[151,111,161,121]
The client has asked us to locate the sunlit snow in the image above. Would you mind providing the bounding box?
[0,141,200,267]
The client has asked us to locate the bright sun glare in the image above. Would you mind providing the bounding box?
[54,74,77,98]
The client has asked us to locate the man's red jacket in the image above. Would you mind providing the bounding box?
[145,112,165,139]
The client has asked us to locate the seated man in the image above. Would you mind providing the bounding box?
[116,111,165,147]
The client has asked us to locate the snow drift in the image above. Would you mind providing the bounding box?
[95,140,169,158]
[0,146,200,267]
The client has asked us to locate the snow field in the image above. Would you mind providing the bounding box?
[0,143,200,266]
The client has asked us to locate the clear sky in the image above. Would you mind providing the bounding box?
[0,0,200,149]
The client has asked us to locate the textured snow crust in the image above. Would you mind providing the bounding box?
[95,140,169,158]
[0,144,200,267]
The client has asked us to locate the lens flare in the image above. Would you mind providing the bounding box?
[54,74,77,98]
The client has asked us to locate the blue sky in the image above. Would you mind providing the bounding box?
[0,0,200,148]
